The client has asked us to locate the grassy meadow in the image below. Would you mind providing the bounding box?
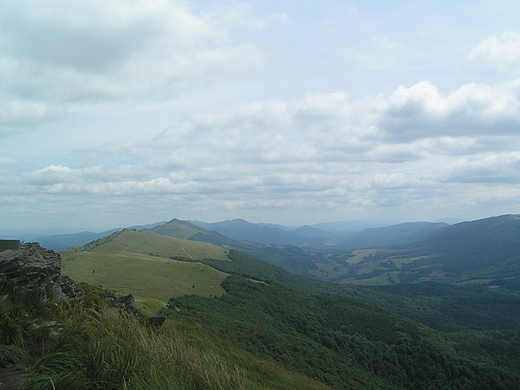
[62,252,228,302]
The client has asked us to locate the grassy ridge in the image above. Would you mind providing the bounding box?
[71,229,229,261]
[61,229,231,313]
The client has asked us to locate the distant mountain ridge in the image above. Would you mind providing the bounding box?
[8,217,455,254]
[13,214,520,287]
[191,218,331,247]
[165,215,520,287]
[190,218,448,252]
[29,221,167,252]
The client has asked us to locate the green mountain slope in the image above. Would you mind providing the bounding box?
[71,228,229,261]
[56,225,520,388]
[148,218,212,239]
[64,227,520,332]
[147,219,324,276]
[199,250,520,333]
[146,215,520,286]
[163,274,520,390]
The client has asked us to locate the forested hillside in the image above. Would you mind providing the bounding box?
[163,274,520,390]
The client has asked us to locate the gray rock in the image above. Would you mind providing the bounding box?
[52,275,87,308]
[0,242,85,307]
[110,294,139,314]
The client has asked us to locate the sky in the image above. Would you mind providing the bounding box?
[1,0,520,231]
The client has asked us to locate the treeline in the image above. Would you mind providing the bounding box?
[163,274,520,390]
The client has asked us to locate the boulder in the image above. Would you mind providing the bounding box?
[110,294,139,314]
[52,275,87,308]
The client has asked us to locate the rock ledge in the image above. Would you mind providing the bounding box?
[0,242,86,306]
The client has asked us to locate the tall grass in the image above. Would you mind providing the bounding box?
[24,307,330,390]
[24,308,243,390]
[0,299,27,347]
[0,298,30,368]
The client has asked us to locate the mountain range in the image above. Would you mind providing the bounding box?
[3,200,520,387]
[190,218,449,252]
[59,214,520,333]
[16,218,450,253]
[49,215,520,389]
[8,214,519,288]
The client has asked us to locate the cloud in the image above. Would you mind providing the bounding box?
[444,152,520,184]
[0,157,23,167]
[24,165,79,186]
[0,0,268,136]
[4,73,520,226]
[380,80,520,141]
[468,32,520,75]
[0,98,65,136]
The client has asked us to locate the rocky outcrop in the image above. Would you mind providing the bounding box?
[0,242,86,307]
[110,294,139,314]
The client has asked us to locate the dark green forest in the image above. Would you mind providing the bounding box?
[196,250,520,333]
[163,274,520,390]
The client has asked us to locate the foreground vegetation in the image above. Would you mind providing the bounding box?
[1,290,332,390]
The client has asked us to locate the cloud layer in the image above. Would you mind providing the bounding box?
[4,78,520,227]
[2,1,520,229]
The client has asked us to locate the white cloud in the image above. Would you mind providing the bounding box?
[469,32,520,75]
[0,157,23,167]
[3,1,520,228]
[444,152,520,184]
[380,80,520,141]
[24,165,78,186]
[9,77,519,224]
[0,97,65,136]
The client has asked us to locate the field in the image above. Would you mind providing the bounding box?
[62,252,228,309]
